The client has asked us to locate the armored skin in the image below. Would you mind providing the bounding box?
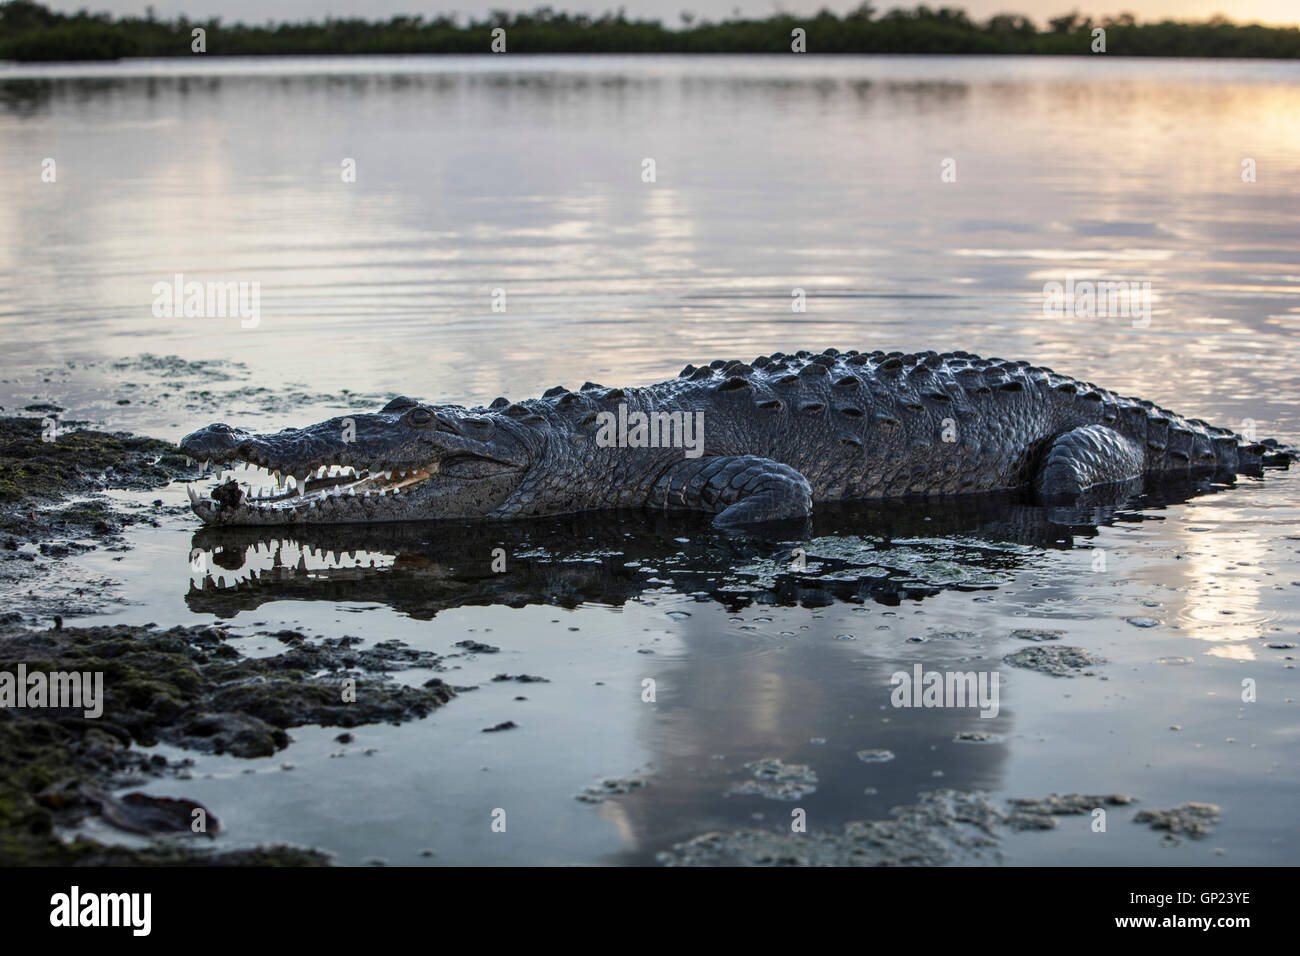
[180,348,1295,528]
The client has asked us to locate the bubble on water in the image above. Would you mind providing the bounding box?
[857,749,895,763]
[954,731,1004,743]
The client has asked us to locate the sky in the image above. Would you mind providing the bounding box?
[39,0,1300,28]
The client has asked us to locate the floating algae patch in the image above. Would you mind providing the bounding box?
[726,758,818,801]
[213,385,388,418]
[660,789,1004,867]
[1134,803,1220,845]
[1010,628,1065,643]
[109,354,249,384]
[713,558,892,593]
[1004,645,1107,677]
[808,535,1019,589]
[1005,793,1137,830]
[719,534,1016,594]
[576,777,648,804]
[714,550,1002,606]
[953,731,1005,744]
[856,748,896,763]
[659,789,1154,866]
[23,355,386,425]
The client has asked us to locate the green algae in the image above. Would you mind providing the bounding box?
[0,619,454,866]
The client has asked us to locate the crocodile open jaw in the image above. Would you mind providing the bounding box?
[186,460,438,520]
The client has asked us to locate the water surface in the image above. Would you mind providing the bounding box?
[1,54,1297,865]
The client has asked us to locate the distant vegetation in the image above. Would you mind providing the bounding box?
[1,0,1298,61]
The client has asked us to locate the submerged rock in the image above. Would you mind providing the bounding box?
[455,640,500,654]
[39,782,220,839]
[492,673,550,683]
[0,619,453,865]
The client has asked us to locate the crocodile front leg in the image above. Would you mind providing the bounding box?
[649,455,813,528]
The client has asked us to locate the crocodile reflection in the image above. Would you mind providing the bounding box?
[184,479,1226,619]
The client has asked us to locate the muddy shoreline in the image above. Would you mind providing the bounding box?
[0,416,457,864]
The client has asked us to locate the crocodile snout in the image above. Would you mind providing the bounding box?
[178,423,253,463]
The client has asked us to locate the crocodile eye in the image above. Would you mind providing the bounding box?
[408,407,434,427]
[382,396,419,413]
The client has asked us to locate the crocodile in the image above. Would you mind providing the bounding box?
[179,348,1295,529]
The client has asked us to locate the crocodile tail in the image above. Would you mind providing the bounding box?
[1113,401,1295,476]
[1207,430,1296,473]
[1248,436,1299,468]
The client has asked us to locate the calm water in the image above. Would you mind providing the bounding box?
[1,55,1298,865]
